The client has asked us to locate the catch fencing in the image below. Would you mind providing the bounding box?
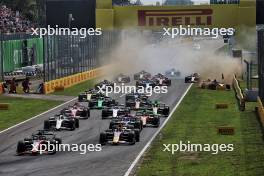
[43,31,119,82]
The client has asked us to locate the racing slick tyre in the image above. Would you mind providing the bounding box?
[134,129,140,142]
[99,133,107,145]
[48,141,57,155]
[109,122,114,129]
[153,117,160,128]
[70,121,76,131]
[163,108,170,117]
[134,121,143,131]
[16,141,26,155]
[128,132,136,145]
[54,138,62,146]
[44,120,50,130]
[102,110,108,119]
[75,119,79,128]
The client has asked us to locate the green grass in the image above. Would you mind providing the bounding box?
[0,96,62,131]
[52,79,96,96]
[136,86,264,176]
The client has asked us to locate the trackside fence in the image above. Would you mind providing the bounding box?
[233,75,245,111]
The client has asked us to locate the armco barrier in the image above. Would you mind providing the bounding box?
[233,75,245,111]
[257,97,264,127]
[43,67,104,94]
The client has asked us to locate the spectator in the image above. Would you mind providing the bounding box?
[22,77,31,93]
[0,5,35,34]
[9,77,17,94]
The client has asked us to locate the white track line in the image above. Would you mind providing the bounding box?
[124,83,193,176]
[0,97,77,135]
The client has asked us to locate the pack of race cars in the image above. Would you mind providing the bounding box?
[16,69,196,155]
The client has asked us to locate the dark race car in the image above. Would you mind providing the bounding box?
[16,130,62,155]
[78,89,105,102]
[101,105,130,119]
[126,97,150,110]
[165,68,181,78]
[185,73,200,83]
[44,114,79,131]
[61,103,90,119]
[89,97,117,109]
[99,126,138,145]
[125,92,148,102]
[136,79,156,88]
[134,70,151,80]
[116,74,130,83]
[140,100,170,117]
[95,80,114,91]
[135,110,160,128]
[152,73,171,86]
[109,114,143,131]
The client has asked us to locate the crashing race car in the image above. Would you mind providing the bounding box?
[152,73,171,86]
[134,70,151,80]
[200,79,231,90]
[16,130,62,155]
[185,73,200,83]
[61,103,90,119]
[135,110,160,128]
[102,105,130,119]
[165,68,181,78]
[89,97,117,109]
[109,114,143,131]
[99,126,138,145]
[116,74,130,83]
[44,114,79,131]
[78,89,105,102]
[95,80,114,91]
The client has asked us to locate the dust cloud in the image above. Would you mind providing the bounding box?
[100,30,242,83]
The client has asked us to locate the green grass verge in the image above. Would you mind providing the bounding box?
[0,96,62,131]
[136,86,264,176]
[52,79,96,96]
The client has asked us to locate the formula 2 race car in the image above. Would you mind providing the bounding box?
[152,73,171,86]
[135,111,160,128]
[116,74,130,83]
[136,79,156,88]
[109,114,143,131]
[141,100,170,117]
[16,130,62,155]
[95,80,114,91]
[61,103,90,119]
[134,70,151,80]
[89,97,117,109]
[185,73,200,83]
[78,89,105,102]
[165,68,181,78]
[44,114,79,131]
[101,105,130,119]
[99,126,138,145]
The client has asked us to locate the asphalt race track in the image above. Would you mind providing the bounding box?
[0,79,190,176]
